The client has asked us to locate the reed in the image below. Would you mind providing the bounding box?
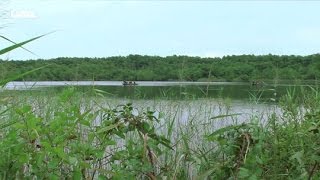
[0,85,320,179]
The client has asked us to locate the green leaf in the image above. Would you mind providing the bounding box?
[0,31,55,55]
[210,113,242,120]
[0,65,49,87]
[239,167,250,178]
[48,159,59,169]
[49,173,59,180]
[0,35,37,56]
[53,147,67,160]
[200,113,242,126]
[21,105,32,114]
[290,151,304,165]
[97,123,121,134]
[0,119,18,129]
[72,169,82,180]
[98,175,107,180]
[206,124,246,140]
[94,88,115,96]
[69,156,78,166]
[0,107,10,116]
[18,154,29,164]
[196,168,215,180]
[248,174,258,180]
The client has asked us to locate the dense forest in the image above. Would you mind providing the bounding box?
[1,54,320,82]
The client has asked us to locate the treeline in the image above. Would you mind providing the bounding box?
[1,54,320,81]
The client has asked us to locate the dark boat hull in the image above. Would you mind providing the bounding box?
[122,81,138,86]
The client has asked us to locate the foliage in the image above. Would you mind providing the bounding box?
[190,87,320,179]
[0,33,52,87]
[2,33,320,178]
[0,88,171,179]
[1,54,320,82]
[1,87,320,179]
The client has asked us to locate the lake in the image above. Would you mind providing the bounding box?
[0,81,307,161]
[3,81,311,101]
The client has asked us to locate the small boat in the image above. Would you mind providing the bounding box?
[123,81,138,86]
[251,80,264,87]
[251,81,259,86]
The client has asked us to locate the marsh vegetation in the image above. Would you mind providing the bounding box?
[1,14,320,179]
[1,84,320,179]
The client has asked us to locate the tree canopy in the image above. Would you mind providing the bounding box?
[1,54,319,82]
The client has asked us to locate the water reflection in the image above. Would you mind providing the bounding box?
[4,81,307,101]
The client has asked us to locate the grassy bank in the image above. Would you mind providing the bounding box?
[0,86,320,179]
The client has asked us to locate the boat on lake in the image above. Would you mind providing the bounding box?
[251,80,265,87]
[123,81,138,86]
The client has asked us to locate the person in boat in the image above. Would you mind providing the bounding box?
[123,80,138,86]
[251,81,258,86]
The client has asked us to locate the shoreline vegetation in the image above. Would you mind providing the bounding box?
[1,54,320,82]
[1,86,320,179]
[2,36,320,179]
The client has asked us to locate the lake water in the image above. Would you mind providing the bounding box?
[1,81,305,147]
[3,81,310,101]
[90,98,281,144]
[0,81,311,179]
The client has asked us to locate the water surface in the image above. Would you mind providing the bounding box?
[4,81,309,101]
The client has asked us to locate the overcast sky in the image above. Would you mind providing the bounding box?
[1,0,320,60]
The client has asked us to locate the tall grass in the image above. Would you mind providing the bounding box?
[1,85,320,179]
[3,29,320,178]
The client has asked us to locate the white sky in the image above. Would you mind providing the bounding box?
[1,0,320,60]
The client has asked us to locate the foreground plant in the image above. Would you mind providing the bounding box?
[0,88,171,179]
[1,80,320,179]
[186,87,320,179]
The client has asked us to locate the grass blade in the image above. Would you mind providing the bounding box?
[0,65,49,87]
[0,35,37,56]
[210,113,242,120]
[0,31,55,55]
